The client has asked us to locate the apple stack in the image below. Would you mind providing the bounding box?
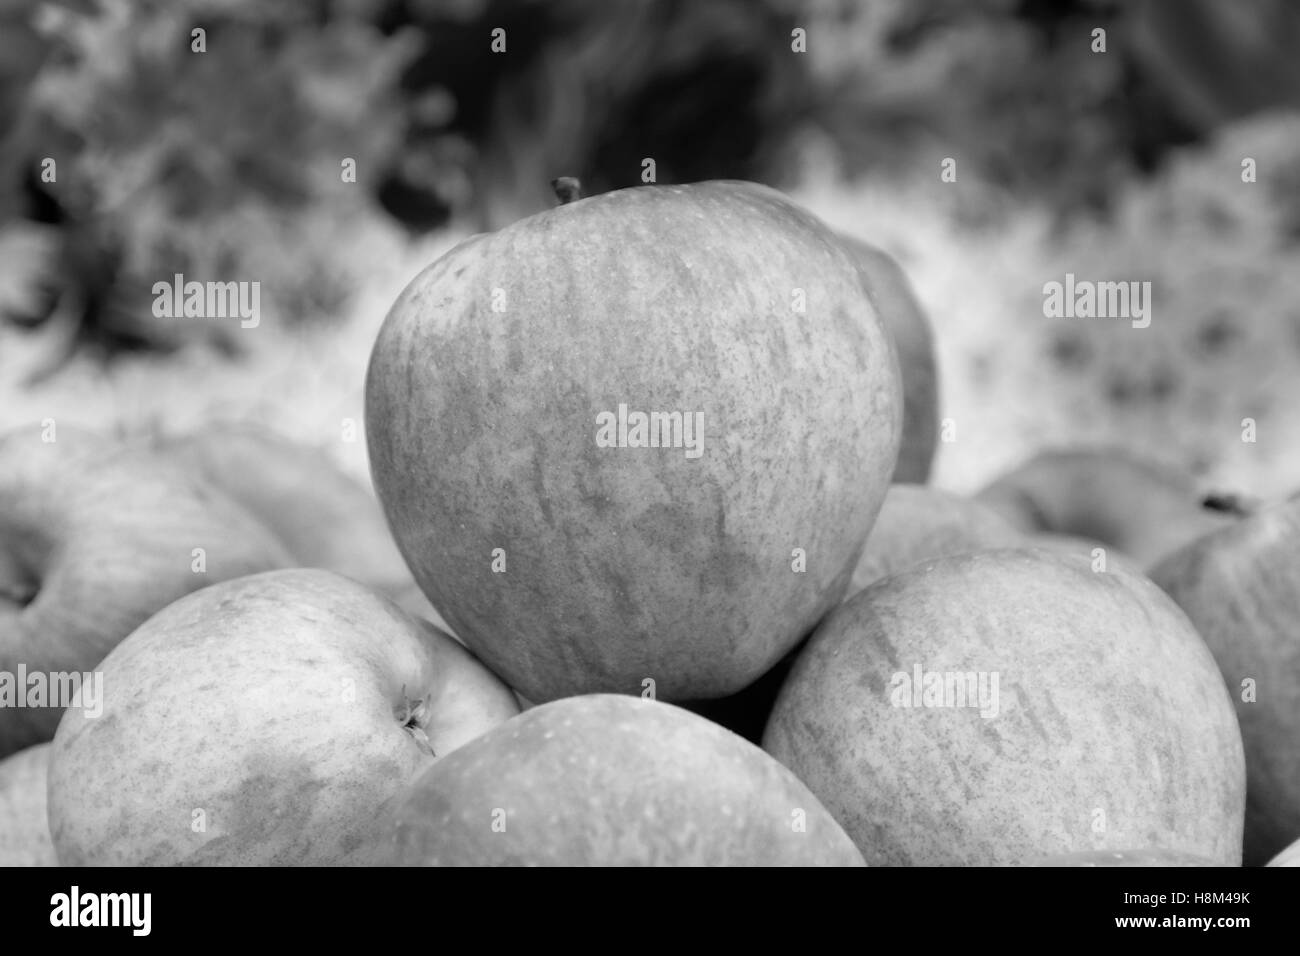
[2,180,1295,867]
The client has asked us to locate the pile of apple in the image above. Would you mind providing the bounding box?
[2,179,1298,867]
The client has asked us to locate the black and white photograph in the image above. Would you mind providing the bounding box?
[0,0,1295,911]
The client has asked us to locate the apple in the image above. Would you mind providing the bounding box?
[0,742,55,866]
[975,448,1237,568]
[840,237,939,484]
[850,484,1022,593]
[1268,838,1300,867]
[0,424,293,757]
[47,568,520,865]
[1149,499,1300,866]
[152,423,415,595]
[368,694,866,866]
[366,179,902,703]
[763,548,1246,865]
[1028,849,1219,867]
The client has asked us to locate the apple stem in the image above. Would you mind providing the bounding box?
[551,177,581,205]
[1200,491,1256,518]
[398,687,437,757]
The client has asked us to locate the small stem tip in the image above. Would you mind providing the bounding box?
[1201,491,1256,518]
[551,177,581,205]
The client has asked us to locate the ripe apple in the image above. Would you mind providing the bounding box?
[368,694,866,866]
[0,742,55,866]
[850,484,1022,593]
[975,448,1236,568]
[764,548,1246,865]
[1268,838,1300,867]
[1028,849,1218,867]
[153,423,415,595]
[366,180,902,703]
[47,568,520,865]
[0,425,293,756]
[840,237,938,484]
[1149,499,1300,866]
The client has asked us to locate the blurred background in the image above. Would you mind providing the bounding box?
[1,0,1299,495]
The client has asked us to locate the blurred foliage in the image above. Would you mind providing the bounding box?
[374,0,1300,225]
[796,0,1139,212]
[372,0,810,228]
[25,0,412,326]
[803,0,1300,211]
[1128,0,1300,133]
[3,0,1300,369]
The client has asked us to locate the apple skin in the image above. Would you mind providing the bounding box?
[975,447,1235,568]
[153,423,415,595]
[850,484,1023,593]
[1028,849,1219,867]
[1268,838,1300,867]
[366,180,902,703]
[368,694,866,866]
[1149,500,1300,866]
[840,237,938,484]
[47,568,520,866]
[0,743,55,866]
[763,548,1246,866]
[0,426,294,757]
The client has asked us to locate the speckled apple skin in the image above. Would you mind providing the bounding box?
[48,569,519,866]
[841,237,938,485]
[764,548,1246,866]
[0,743,56,866]
[0,427,294,757]
[850,485,1023,594]
[1150,500,1300,866]
[1028,848,1220,867]
[366,181,902,703]
[373,694,866,866]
